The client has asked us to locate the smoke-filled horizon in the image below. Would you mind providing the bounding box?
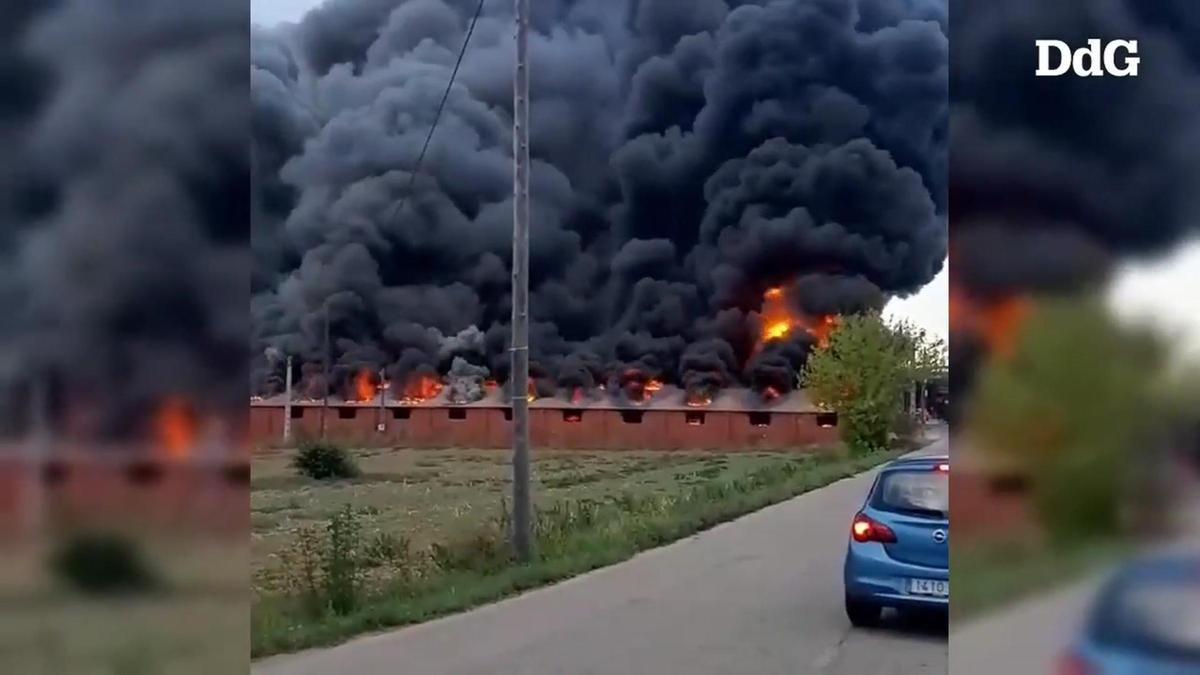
[252,0,949,402]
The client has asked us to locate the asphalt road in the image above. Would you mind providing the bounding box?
[255,434,948,675]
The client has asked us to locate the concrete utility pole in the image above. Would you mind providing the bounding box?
[282,354,293,443]
[510,0,533,562]
[321,303,331,439]
[377,367,386,433]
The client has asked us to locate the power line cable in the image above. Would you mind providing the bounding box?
[387,0,487,228]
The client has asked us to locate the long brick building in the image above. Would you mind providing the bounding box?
[250,385,839,451]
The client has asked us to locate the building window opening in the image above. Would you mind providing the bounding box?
[448,408,467,421]
[748,412,771,427]
[337,407,357,420]
[686,411,705,426]
[816,412,838,428]
[621,410,644,424]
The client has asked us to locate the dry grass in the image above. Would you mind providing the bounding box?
[0,537,247,674]
[251,447,819,593]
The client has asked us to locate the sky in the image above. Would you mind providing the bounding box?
[1108,239,1200,364]
[252,0,1199,361]
[251,0,319,26]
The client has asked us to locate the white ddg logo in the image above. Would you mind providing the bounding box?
[1035,39,1140,77]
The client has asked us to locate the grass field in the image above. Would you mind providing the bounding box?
[251,448,827,592]
[251,444,909,656]
[1,537,248,674]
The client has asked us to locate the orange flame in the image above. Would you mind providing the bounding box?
[762,386,782,401]
[399,375,443,404]
[350,369,376,402]
[950,287,1032,360]
[758,286,838,349]
[571,387,585,404]
[155,396,196,460]
[527,380,537,402]
[686,391,713,407]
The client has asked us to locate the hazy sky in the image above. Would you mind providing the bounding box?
[1109,239,1200,364]
[252,0,1198,361]
[252,0,323,26]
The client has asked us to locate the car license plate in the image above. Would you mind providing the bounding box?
[908,578,949,597]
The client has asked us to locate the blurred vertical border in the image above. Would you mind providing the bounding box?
[0,0,249,672]
[949,0,1200,673]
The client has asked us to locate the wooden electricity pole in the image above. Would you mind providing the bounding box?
[510,0,533,562]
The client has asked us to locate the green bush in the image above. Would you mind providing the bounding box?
[324,505,363,614]
[280,506,365,616]
[363,531,411,568]
[50,533,158,595]
[293,441,359,480]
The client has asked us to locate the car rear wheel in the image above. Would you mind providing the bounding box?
[845,595,882,627]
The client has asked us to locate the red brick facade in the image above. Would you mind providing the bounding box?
[250,404,840,451]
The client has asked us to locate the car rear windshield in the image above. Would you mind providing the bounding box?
[1090,577,1200,661]
[870,469,948,518]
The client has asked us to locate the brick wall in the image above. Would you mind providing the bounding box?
[250,405,839,451]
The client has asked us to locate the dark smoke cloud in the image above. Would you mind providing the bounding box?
[0,0,249,440]
[948,0,1200,422]
[951,0,1200,299]
[252,0,948,398]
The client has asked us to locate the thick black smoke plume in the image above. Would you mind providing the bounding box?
[252,0,948,400]
[0,0,249,440]
[949,0,1200,420]
[952,0,1200,300]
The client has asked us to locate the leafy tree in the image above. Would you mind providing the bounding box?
[891,319,948,416]
[968,299,1164,541]
[803,313,918,453]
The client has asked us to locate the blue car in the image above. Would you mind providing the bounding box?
[1058,553,1199,675]
[843,454,949,627]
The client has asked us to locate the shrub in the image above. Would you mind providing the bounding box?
[282,525,324,615]
[50,533,158,595]
[324,505,363,615]
[280,506,365,616]
[362,531,411,567]
[293,441,359,480]
[430,531,508,572]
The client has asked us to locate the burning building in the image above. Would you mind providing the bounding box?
[250,382,839,451]
[249,1,949,433]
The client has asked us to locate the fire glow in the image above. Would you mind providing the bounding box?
[759,286,839,349]
[350,369,377,402]
[155,396,197,459]
[950,287,1032,360]
[399,375,443,405]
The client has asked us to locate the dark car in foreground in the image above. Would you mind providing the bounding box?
[1058,553,1199,675]
[843,455,949,627]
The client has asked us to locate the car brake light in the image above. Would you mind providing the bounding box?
[851,513,897,543]
[1056,652,1094,675]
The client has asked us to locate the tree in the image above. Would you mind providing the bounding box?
[803,313,919,453]
[968,299,1164,540]
[891,320,948,416]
